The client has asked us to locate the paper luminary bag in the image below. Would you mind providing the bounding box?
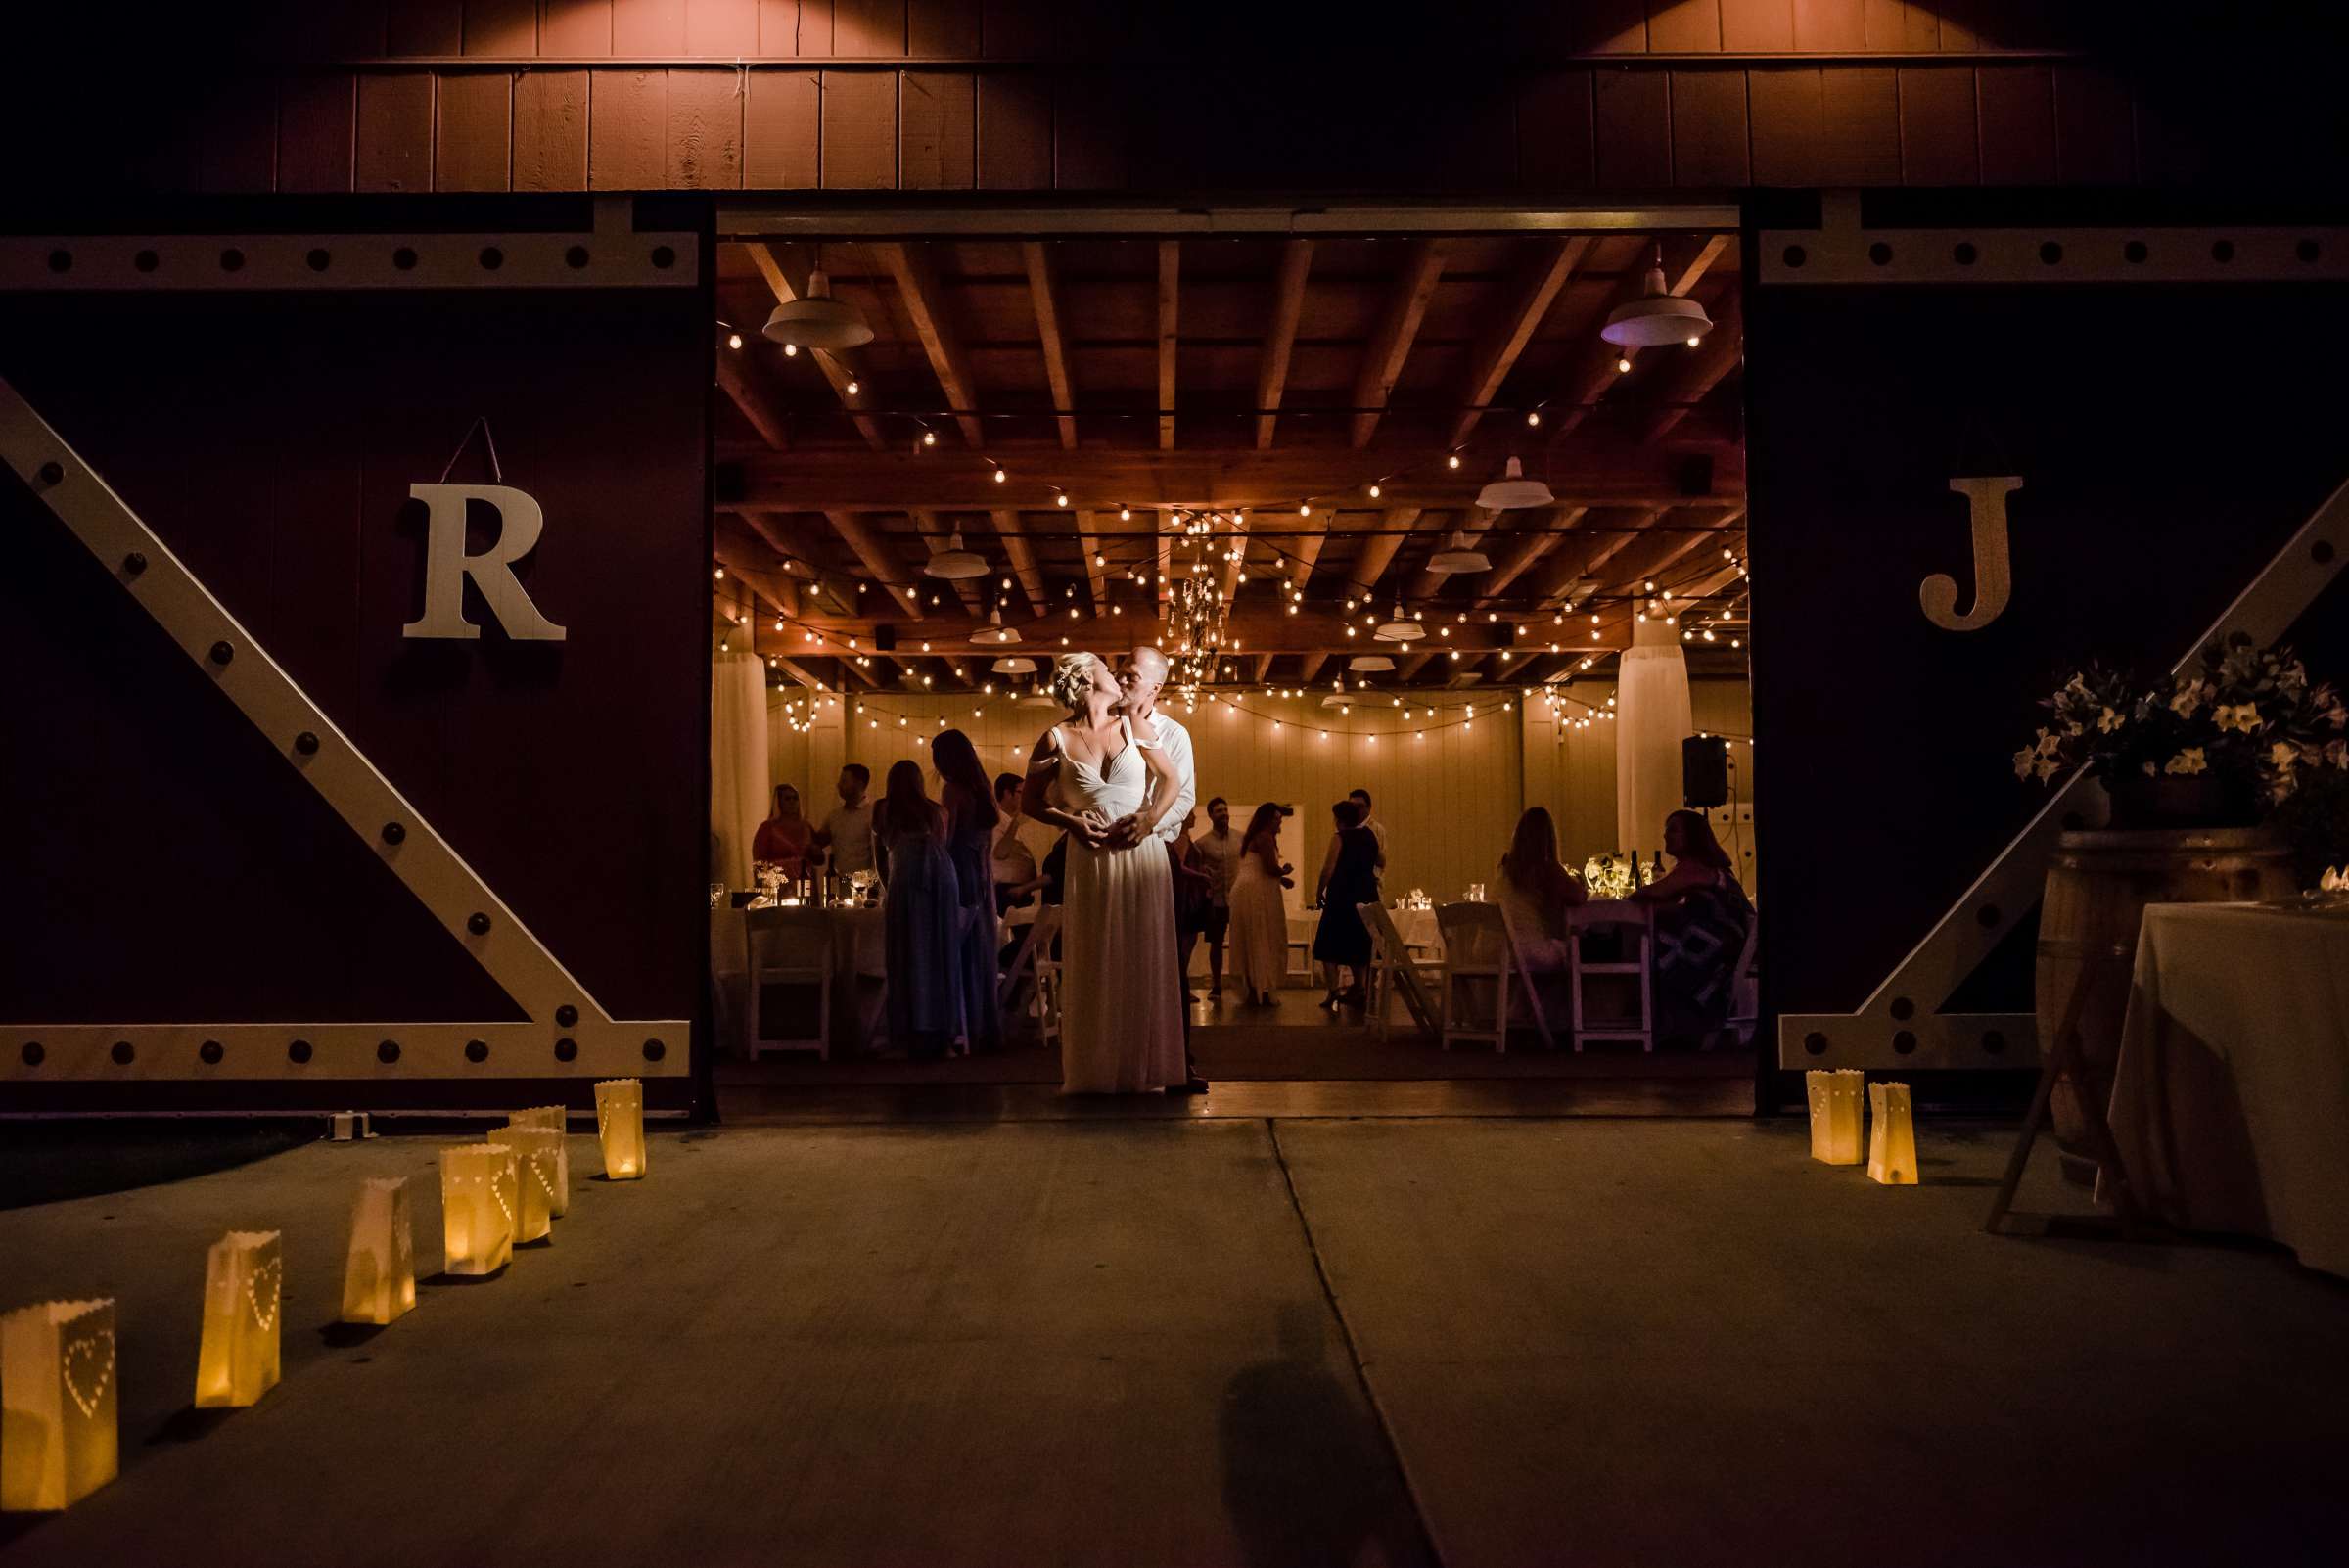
[1867,1082,1919,1186]
[594,1079,647,1180]
[194,1230,283,1408]
[2,1298,118,1511]
[1806,1069,1865,1166]
[340,1176,417,1326]
[504,1108,570,1217]
[438,1143,518,1275]
[496,1127,558,1244]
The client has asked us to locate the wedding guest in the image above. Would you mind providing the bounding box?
[1630,808,1755,1044]
[991,771,1045,914]
[874,760,963,1059]
[1312,800,1381,1009]
[752,784,815,881]
[1227,803,1293,1007]
[814,763,876,879]
[1348,787,1390,872]
[935,730,1003,1055]
[1495,807,1588,972]
[1192,797,1242,998]
[1170,807,1213,999]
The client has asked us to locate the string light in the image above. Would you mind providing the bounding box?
[846,378,860,395]
[726,332,743,350]
[783,343,799,357]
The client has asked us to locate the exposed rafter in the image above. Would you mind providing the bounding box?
[1022,241,1079,451]
[1640,291,1744,444]
[1296,652,1330,684]
[714,344,793,452]
[872,241,985,448]
[1350,239,1451,448]
[1347,507,1425,601]
[822,509,924,619]
[1157,240,1180,452]
[990,508,1049,616]
[1474,508,1589,609]
[1447,237,1589,446]
[1255,238,1313,450]
[741,241,882,451]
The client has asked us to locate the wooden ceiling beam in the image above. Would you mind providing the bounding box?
[822,509,925,619]
[1350,239,1451,448]
[1021,241,1080,452]
[712,541,801,620]
[1296,652,1330,684]
[1255,238,1313,450]
[717,440,1741,513]
[715,345,794,452]
[1252,652,1277,682]
[1345,507,1425,602]
[742,241,884,452]
[989,508,1049,617]
[1447,237,1589,446]
[1551,234,1733,439]
[1472,508,1586,607]
[871,241,985,448]
[1157,240,1180,452]
[1556,507,1670,594]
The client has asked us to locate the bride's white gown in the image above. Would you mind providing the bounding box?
[1050,720,1187,1092]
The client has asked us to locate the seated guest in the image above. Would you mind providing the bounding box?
[1630,809,1755,1044]
[991,771,1045,915]
[1494,807,1588,971]
[752,784,815,881]
[875,760,964,1060]
[1312,800,1380,1009]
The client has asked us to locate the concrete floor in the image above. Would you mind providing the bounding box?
[2,1114,2343,1566]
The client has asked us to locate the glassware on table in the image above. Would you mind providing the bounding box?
[709,882,728,910]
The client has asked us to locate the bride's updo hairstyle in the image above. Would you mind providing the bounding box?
[1049,652,1099,712]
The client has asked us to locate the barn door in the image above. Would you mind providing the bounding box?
[0,200,713,1112]
[1741,197,2349,1089]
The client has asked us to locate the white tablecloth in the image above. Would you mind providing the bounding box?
[712,904,887,1056]
[2107,901,2349,1277]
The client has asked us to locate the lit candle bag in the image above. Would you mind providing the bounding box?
[498,1126,559,1243]
[438,1143,518,1275]
[504,1107,570,1216]
[595,1079,647,1179]
[340,1176,416,1326]
[1867,1081,1919,1185]
[194,1230,282,1407]
[1806,1069,1865,1165]
[1,1298,117,1511]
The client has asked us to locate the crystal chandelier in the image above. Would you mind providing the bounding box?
[1162,511,1234,692]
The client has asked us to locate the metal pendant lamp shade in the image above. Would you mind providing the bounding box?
[991,655,1037,674]
[1374,603,1426,642]
[1427,529,1494,575]
[969,608,1022,645]
[1348,654,1397,672]
[1474,458,1551,512]
[1601,257,1713,349]
[761,269,874,351]
[924,529,988,580]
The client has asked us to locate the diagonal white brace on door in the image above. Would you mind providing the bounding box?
[1,375,687,1082]
[1780,474,2349,1071]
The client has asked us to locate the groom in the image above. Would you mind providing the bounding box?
[1110,645,1210,1095]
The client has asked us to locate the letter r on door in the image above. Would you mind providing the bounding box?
[401,484,567,642]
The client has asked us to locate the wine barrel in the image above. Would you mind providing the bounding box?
[2037,827,2295,1158]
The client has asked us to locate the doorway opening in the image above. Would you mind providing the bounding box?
[704,211,1753,1105]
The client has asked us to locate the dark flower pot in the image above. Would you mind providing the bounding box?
[2101,771,2257,829]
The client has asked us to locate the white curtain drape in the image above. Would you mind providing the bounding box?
[710,653,770,890]
[1615,617,1693,861]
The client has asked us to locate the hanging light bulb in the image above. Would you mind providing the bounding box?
[922,430,938,447]
[846,378,860,394]
[1367,483,1382,499]
[726,331,743,350]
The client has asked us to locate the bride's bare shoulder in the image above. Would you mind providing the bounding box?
[1030,725,1064,764]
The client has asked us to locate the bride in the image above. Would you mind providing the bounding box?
[1020,652,1188,1092]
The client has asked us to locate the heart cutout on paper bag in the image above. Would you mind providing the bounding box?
[63,1327,115,1417]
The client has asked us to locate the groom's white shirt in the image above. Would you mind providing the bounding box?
[1135,706,1196,844]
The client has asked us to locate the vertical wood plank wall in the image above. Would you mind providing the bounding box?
[116,0,2190,196]
[766,678,1755,904]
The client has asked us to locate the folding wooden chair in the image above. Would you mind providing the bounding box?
[1434,901,1561,1053]
[1569,903,1655,1052]
[742,906,833,1061]
[1718,914,1761,1050]
[1359,901,1441,1042]
[998,905,1064,1049]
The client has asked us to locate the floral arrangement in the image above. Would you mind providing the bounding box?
[1581,854,1659,899]
[2016,637,2347,806]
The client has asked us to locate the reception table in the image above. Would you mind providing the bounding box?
[2105,900,2349,1277]
[711,903,886,1058]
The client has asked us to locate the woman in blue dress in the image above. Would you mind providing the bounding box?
[876,759,965,1059]
[932,729,1003,1055]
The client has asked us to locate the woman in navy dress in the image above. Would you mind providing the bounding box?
[933,729,1003,1055]
[876,759,965,1059]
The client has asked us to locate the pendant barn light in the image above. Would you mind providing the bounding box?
[1601,246,1713,349]
[1475,457,1553,512]
[1348,654,1397,672]
[761,269,874,351]
[991,655,1038,675]
[1427,529,1494,575]
[968,607,1022,645]
[924,529,988,581]
[1375,603,1427,642]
